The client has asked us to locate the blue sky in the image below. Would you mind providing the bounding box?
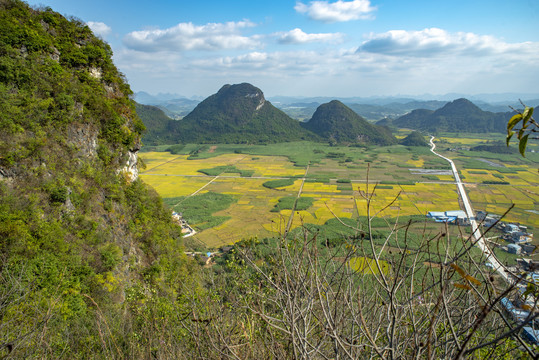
[26,0,539,98]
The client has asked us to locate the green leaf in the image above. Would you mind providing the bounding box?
[522,107,534,126]
[519,134,529,157]
[506,131,514,147]
[507,113,522,131]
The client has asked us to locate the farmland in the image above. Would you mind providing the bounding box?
[140,136,538,249]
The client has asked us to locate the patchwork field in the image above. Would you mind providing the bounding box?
[140,138,538,248]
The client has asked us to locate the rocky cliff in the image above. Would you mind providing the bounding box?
[0,1,190,356]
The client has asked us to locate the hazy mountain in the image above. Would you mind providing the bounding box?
[134,91,189,103]
[301,100,397,145]
[170,83,318,143]
[392,98,511,133]
[345,100,446,121]
[134,92,200,118]
[274,99,447,121]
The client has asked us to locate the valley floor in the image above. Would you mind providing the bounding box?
[139,137,538,254]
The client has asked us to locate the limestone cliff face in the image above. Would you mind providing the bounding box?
[121,149,139,182]
[68,123,99,158]
[0,1,181,312]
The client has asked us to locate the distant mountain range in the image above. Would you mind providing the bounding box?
[389,98,513,133]
[134,92,200,119]
[137,83,397,145]
[135,91,539,122]
[136,85,538,145]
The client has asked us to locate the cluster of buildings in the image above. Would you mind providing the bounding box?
[500,294,539,344]
[475,211,534,255]
[472,212,538,344]
[427,210,535,256]
[172,211,196,238]
[499,223,534,255]
[426,210,469,225]
[500,258,539,345]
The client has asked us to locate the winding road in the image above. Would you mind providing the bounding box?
[429,136,511,283]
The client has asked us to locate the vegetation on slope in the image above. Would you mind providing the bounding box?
[135,102,178,145]
[399,131,429,146]
[302,100,397,145]
[393,98,511,133]
[0,1,193,357]
[163,83,319,144]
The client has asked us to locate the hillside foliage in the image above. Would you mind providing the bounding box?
[0,1,193,357]
[158,83,319,144]
[135,102,178,145]
[393,98,511,133]
[302,100,397,145]
[399,131,429,146]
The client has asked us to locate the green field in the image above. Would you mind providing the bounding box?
[140,137,538,249]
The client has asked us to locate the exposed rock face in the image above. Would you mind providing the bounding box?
[122,150,139,182]
[89,66,103,79]
[0,167,15,185]
[67,123,98,157]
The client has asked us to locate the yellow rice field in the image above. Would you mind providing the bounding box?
[139,144,538,247]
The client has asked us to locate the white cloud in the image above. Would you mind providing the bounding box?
[277,28,343,44]
[123,21,260,52]
[295,0,376,22]
[114,26,539,97]
[357,28,538,57]
[87,21,111,37]
[189,48,360,76]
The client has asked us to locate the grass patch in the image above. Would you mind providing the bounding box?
[305,177,330,183]
[198,165,254,177]
[163,192,237,230]
[263,178,296,189]
[271,196,315,212]
[380,180,416,185]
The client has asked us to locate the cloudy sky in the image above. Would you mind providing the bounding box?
[27,0,539,98]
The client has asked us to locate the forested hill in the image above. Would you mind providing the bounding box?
[0,1,191,356]
[135,102,179,145]
[392,98,511,133]
[169,83,318,143]
[302,100,397,145]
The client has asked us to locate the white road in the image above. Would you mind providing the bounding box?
[429,136,511,283]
